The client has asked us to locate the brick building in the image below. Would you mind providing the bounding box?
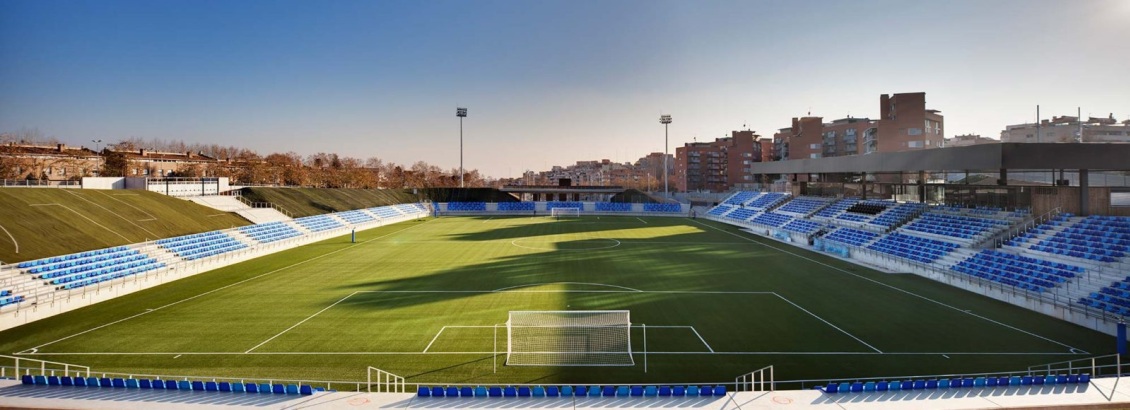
[674,130,762,192]
[0,143,103,182]
[876,92,944,152]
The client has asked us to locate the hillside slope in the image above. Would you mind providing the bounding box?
[241,188,419,217]
[0,188,249,262]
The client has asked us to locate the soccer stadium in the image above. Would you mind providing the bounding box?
[5,1,1130,409]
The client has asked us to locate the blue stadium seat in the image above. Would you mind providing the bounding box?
[863,381,876,392]
[975,377,987,387]
[925,380,938,389]
[700,385,714,396]
[286,384,299,395]
[823,383,838,393]
[503,386,517,397]
[488,386,502,397]
[445,386,457,397]
[518,386,531,397]
[532,386,545,397]
[570,386,583,396]
[713,385,727,395]
[219,382,231,392]
[545,386,559,397]
[887,381,900,391]
[558,386,571,396]
[21,375,33,385]
[430,386,444,397]
[839,382,851,392]
[164,380,178,390]
[73,377,88,387]
[417,386,430,397]
[645,386,657,396]
[300,385,313,395]
[245,382,258,393]
[902,380,914,390]
[1033,375,1045,385]
[603,386,615,397]
[1081,374,1091,383]
[588,386,600,397]
[61,376,74,387]
[45,376,59,386]
[206,381,219,391]
[673,385,686,396]
[658,386,671,396]
[938,379,950,389]
[1055,375,1067,384]
[686,385,700,396]
[126,378,139,388]
[192,380,205,391]
[232,382,245,392]
[259,383,271,394]
[850,382,863,392]
[876,381,888,392]
[100,377,113,387]
[460,386,473,397]
[475,386,488,397]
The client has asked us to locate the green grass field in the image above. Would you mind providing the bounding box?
[0,216,1115,387]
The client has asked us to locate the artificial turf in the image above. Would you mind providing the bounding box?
[0,215,1115,388]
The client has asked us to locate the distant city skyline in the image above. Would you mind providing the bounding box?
[2,0,1128,178]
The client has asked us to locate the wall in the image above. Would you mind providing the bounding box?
[80,177,125,190]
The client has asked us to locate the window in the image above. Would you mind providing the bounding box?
[809,143,820,149]
[809,153,820,159]
[908,141,924,148]
[908,128,923,136]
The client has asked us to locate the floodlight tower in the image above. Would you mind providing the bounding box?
[659,114,672,198]
[457,107,468,187]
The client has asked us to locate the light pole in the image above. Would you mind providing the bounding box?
[456,107,467,187]
[91,139,103,153]
[659,114,672,198]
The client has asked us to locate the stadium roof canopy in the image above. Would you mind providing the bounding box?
[749,143,1130,174]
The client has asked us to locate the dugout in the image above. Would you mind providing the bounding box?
[748,143,1130,217]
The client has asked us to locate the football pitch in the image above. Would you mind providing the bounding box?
[1,216,1115,386]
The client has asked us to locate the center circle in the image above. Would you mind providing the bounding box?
[510,238,621,251]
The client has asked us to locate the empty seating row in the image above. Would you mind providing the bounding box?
[1032,216,1130,262]
[40,253,149,281]
[867,233,958,263]
[903,213,1008,240]
[159,232,247,260]
[644,203,682,213]
[394,203,427,215]
[238,222,302,244]
[417,384,727,398]
[447,202,487,212]
[1004,214,1071,246]
[969,249,1083,277]
[56,260,165,290]
[368,206,402,218]
[23,247,135,275]
[546,201,583,211]
[20,374,316,395]
[1,294,25,307]
[1079,295,1130,316]
[18,246,129,269]
[337,210,375,224]
[724,207,757,221]
[294,215,345,232]
[951,258,1059,292]
[813,198,859,219]
[820,373,1090,394]
[595,202,632,212]
[751,212,793,228]
[775,197,830,216]
[497,202,535,211]
[782,219,823,235]
[822,228,879,247]
[724,191,759,205]
[747,192,790,211]
[707,205,733,216]
[869,203,927,228]
[32,250,147,279]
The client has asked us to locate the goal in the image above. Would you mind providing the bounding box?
[505,310,633,366]
[550,207,581,219]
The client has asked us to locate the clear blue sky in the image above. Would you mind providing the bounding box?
[2,0,1128,178]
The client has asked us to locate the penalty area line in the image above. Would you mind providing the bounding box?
[774,293,882,354]
[245,291,359,353]
[422,326,448,353]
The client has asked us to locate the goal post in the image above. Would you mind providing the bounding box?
[550,207,581,219]
[505,310,633,366]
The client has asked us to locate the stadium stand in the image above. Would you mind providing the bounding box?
[447,202,487,212]
[775,197,832,217]
[706,204,733,217]
[867,232,959,263]
[19,374,317,395]
[812,198,859,220]
[747,192,790,211]
[368,206,402,218]
[724,191,758,205]
[157,231,247,260]
[17,246,130,269]
[414,383,726,399]
[394,203,428,215]
[294,215,345,233]
[1029,216,1130,263]
[238,222,303,244]
[498,202,535,212]
[643,203,682,213]
[337,210,376,225]
[781,219,825,235]
[1080,279,1130,316]
[902,212,1011,241]
[595,202,632,212]
[817,373,1091,394]
[950,249,1081,292]
[868,202,928,229]
[751,212,793,228]
[822,227,880,247]
[723,207,757,222]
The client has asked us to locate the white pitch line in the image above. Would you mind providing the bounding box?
[636,217,648,224]
[21,221,432,352]
[245,292,359,353]
[689,327,714,353]
[492,282,643,292]
[690,219,1088,354]
[774,293,883,354]
[422,327,447,353]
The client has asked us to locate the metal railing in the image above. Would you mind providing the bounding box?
[367,367,406,393]
[0,180,81,188]
[234,195,294,218]
[0,354,89,378]
[735,365,774,392]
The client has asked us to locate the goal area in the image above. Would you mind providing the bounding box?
[550,207,581,219]
[505,310,633,366]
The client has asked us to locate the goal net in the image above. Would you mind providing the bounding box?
[505,310,633,366]
[550,207,581,219]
